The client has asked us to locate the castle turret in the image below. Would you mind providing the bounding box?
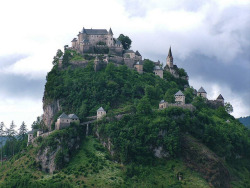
[167,46,173,68]
[216,94,224,104]
[175,90,185,105]
[153,65,163,78]
[197,87,207,98]
[71,38,77,49]
[97,107,106,120]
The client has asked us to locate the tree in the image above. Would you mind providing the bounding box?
[0,122,5,165]
[143,59,154,73]
[18,121,27,141]
[118,34,132,50]
[224,102,233,114]
[52,49,63,65]
[7,121,17,156]
[136,97,152,115]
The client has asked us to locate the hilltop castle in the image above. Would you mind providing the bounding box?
[59,27,188,79]
[71,28,123,56]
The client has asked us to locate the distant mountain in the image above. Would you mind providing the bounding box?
[238,116,250,129]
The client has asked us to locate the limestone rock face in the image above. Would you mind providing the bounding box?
[36,136,80,174]
[43,100,61,130]
[181,134,230,188]
[36,147,59,173]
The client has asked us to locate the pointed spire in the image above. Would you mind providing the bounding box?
[168,46,172,57]
[82,27,86,33]
[109,28,113,35]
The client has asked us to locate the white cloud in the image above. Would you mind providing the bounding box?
[0,0,249,125]
[0,96,43,131]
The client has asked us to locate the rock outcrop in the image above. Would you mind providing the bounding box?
[181,134,231,188]
[36,147,60,173]
[36,134,81,174]
[43,100,61,130]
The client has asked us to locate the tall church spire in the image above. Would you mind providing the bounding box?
[166,46,173,68]
[109,28,113,35]
[168,46,172,57]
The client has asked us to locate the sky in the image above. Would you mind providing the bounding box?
[0,0,249,130]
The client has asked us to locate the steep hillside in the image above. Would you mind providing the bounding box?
[0,50,249,187]
[0,136,211,188]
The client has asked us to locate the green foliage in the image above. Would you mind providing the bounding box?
[177,68,188,77]
[97,109,184,163]
[94,46,109,54]
[96,41,106,45]
[118,34,132,50]
[55,149,66,169]
[224,102,233,114]
[52,49,63,66]
[44,62,188,120]
[143,59,154,73]
[184,87,194,104]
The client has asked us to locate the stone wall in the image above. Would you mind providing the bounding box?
[207,100,224,109]
[124,58,135,69]
[160,102,196,111]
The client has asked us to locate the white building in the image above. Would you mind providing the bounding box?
[97,107,106,120]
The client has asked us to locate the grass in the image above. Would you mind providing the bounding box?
[0,136,211,187]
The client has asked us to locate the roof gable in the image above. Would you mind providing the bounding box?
[58,113,70,119]
[84,29,108,35]
[198,87,206,93]
[217,94,224,100]
[68,114,79,119]
[175,90,184,96]
[97,107,105,111]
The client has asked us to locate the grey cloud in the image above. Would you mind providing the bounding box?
[0,73,45,99]
[0,54,29,69]
[121,0,208,18]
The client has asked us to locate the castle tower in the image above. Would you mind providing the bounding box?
[197,87,207,98]
[216,94,224,104]
[167,47,173,68]
[134,61,143,74]
[108,28,114,46]
[97,107,106,120]
[175,90,185,105]
[71,38,77,49]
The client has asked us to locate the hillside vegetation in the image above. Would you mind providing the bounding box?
[0,53,249,187]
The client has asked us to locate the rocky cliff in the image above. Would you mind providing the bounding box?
[43,99,61,130]
[36,128,83,174]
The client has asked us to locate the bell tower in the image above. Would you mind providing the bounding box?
[166,46,173,68]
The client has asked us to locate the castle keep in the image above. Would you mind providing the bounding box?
[71,28,123,56]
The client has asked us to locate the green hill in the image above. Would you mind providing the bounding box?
[0,49,249,187]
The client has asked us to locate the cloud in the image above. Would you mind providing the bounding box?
[0,0,249,126]
[0,73,45,99]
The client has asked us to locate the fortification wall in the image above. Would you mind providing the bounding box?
[124,58,135,69]
[161,103,196,111]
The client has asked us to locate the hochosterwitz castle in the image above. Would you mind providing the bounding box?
[27,27,226,146]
